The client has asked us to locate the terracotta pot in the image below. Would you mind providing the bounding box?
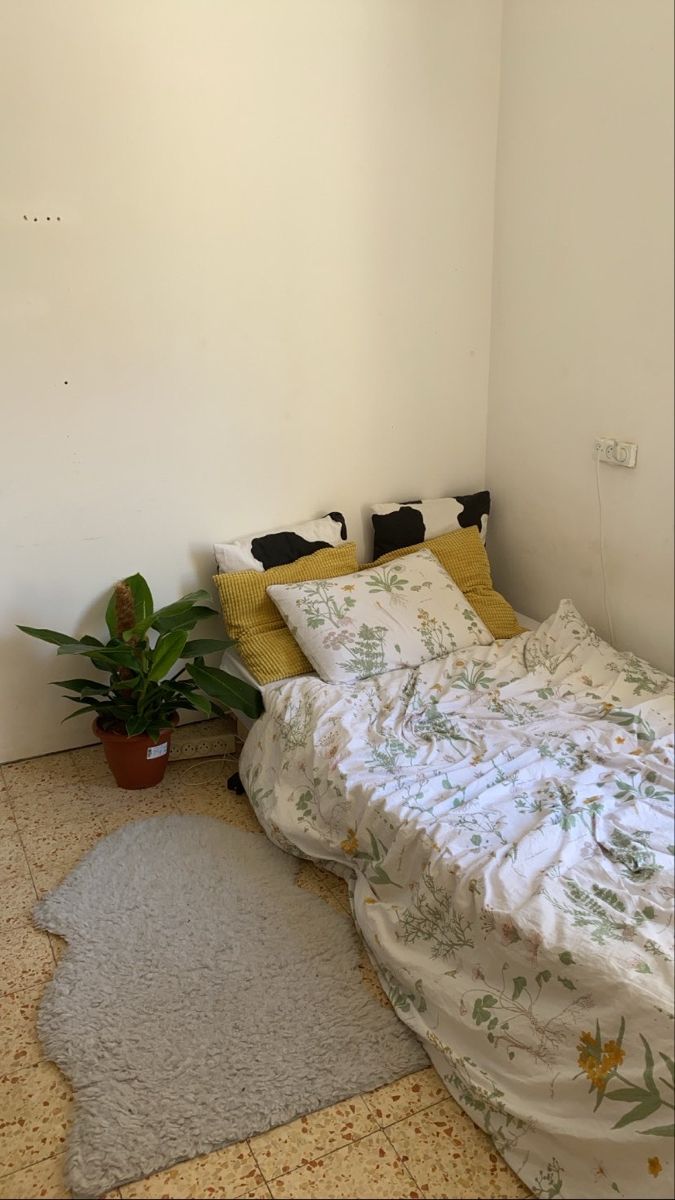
[93,716,178,789]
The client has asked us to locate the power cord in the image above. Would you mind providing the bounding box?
[594,454,615,647]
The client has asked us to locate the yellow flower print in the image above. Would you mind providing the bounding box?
[648,1157,662,1178]
[601,701,614,713]
[342,584,355,592]
[455,659,466,668]
[577,1031,625,1090]
[615,736,625,744]
[340,828,358,856]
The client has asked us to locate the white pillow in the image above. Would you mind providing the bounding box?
[371,490,490,559]
[267,548,493,684]
[214,512,347,573]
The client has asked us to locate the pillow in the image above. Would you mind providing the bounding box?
[371,490,490,559]
[212,543,359,684]
[366,525,523,640]
[214,511,347,573]
[267,548,493,685]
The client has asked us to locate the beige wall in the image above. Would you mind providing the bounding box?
[0,1,503,760]
[486,0,674,672]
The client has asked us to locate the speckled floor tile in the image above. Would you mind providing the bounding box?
[0,1154,121,1200]
[363,1067,449,1127]
[0,782,16,837]
[294,861,350,915]
[19,817,109,897]
[71,743,116,784]
[10,783,114,835]
[2,753,79,800]
[250,1096,377,1181]
[0,830,31,884]
[0,986,44,1073]
[118,1140,264,1198]
[0,924,54,994]
[1,872,38,931]
[0,1152,69,1198]
[385,1098,531,1199]
[356,946,391,1009]
[266,1130,419,1198]
[171,782,264,832]
[0,1061,71,1176]
[99,790,180,835]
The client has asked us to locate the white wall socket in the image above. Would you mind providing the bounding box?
[593,437,638,468]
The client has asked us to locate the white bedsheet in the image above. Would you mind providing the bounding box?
[240,600,674,1199]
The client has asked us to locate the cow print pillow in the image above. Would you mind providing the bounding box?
[371,491,490,560]
[214,512,347,573]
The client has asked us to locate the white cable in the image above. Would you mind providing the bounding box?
[594,453,615,647]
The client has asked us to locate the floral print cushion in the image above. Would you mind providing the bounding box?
[266,548,493,684]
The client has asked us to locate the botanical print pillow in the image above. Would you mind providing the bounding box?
[267,549,493,684]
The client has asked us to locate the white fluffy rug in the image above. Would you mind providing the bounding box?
[34,814,427,1198]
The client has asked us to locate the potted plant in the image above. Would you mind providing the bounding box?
[19,573,262,789]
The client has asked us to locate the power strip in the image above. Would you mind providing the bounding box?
[171,717,237,761]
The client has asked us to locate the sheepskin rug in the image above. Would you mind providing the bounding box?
[34,814,426,1197]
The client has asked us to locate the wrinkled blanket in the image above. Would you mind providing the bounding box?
[240,601,674,1199]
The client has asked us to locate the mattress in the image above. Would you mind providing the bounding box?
[239,600,675,1199]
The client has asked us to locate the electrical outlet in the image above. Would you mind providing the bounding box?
[171,718,237,761]
[593,437,638,468]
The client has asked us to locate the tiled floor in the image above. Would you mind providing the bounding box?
[0,742,531,1200]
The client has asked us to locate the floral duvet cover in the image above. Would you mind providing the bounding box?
[239,601,674,1199]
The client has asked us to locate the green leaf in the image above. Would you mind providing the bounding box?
[659,1052,675,1084]
[148,631,188,682]
[151,590,212,623]
[18,625,79,647]
[612,1095,661,1129]
[186,662,263,720]
[105,573,154,636]
[605,1086,651,1103]
[49,678,110,694]
[638,1124,675,1137]
[512,976,527,1001]
[125,712,150,736]
[61,705,98,722]
[152,606,217,634]
[558,976,576,990]
[536,969,552,987]
[55,643,141,671]
[182,637,237,658]
[559,950,575,965]
[188,691,212,716]
[641,1034,657,1093]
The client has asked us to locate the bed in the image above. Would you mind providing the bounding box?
[238,599,674,1199]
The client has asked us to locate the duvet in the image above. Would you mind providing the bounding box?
[239,601,674,1199]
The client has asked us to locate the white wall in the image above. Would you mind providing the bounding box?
[486,0,674,673]
[0,0,503,761]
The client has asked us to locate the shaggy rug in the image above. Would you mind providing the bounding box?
[34,814,427,1198]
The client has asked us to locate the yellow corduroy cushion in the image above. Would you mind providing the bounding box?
[213,543,360,684]
[365,526,524,640]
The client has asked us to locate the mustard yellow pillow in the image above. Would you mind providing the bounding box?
[213,543,360,683]
[365,526,523,640]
